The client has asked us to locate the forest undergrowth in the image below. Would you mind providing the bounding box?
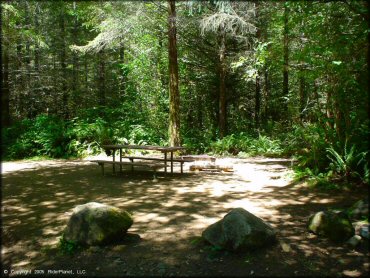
[2,110,369,189]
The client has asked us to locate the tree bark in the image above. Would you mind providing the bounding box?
[263,69,270,124]
[119,41,125,100]
[255,75,261,130]
[71,1,79,112]
[98,50,106,106]
[2,8,10,126]
[60,7,68,118]
[255,6,261,130]
[167,0,181,146]
[299,75,306,122]
[218,30,227,138]
[367,0,370,122]
[282,2,289,113]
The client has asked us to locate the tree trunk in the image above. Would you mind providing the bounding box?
[255,8,261,130]
[34,5,40,73]
[218,30,227,138]
[367,0,370,122]
[60,7,68,118]
[119,41,125,100]
[71,1,79,113]
[263,69,270,124]
[167,0,181,146]
[299,74,306,122]
[282,2,289,113]
[2,8,10,126]
[25,2,33,118]
[98,50,106,106]
[255,75,261,130]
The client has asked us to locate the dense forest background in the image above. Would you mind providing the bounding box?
[1,1,369,185]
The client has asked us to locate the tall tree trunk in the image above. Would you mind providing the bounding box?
[255,6,261,130]
[71,1,79,113]
[263,69,270,124]
[299,74,306,122]
[218,30,227,138]
[34,5,40,73]
[98,50,106,106]
[119,41,125,100]
[2,8,10,126]
[255,75,261,130]
[367,0,370,122]
[60,7,68,119]
[167,0,181,146]
[25,2,33,118]
[197,93,203,129]
[282,2,289,114]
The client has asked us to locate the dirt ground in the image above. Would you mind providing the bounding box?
[1,157,369,277]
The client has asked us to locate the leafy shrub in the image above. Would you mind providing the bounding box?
[326,143,369,183]
[209,133,283,157]
[3,115,68,159]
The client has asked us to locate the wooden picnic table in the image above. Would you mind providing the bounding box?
[102,144,187,175]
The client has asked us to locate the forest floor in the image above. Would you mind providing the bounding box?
[2,157,369,277]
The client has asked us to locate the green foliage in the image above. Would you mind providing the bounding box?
[58,236,81,255]
[326,144,369,183]
[3,115,68,159]
[209,133,283,157]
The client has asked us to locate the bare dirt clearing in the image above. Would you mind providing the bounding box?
[2,157,368,277]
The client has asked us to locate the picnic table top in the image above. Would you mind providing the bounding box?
[102,144,187,152]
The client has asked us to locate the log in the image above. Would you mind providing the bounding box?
[189,163,233,172]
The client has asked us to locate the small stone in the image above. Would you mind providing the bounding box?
[88,246,101,253]
[360,225,369,239]
[96,267,100,271]
[250,270,254,275]
[280,242,291,252]
[347,235,362,247]
[112,245,126,252]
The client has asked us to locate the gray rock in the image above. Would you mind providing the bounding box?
[349,199,369,220]
[308,210,354,242]
[64,202,133,246]
[347,235,362,247]
[202,208,276,252]
[353,221,369,239]
[360,225,369,239]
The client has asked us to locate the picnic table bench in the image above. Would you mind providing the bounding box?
[90,160,165,176]
[121,156,194,173]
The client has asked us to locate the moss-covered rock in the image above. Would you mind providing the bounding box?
[308,210,354,242]
[202,208,276,252]
[63,202,133,246]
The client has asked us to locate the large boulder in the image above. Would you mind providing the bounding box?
[63,202,133,246]
[308,210,354,242]
[202,208,277,251]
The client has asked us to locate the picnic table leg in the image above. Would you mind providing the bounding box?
[119,149,122,172]
[130,158,134,172]
[99,162,105,176]
[112,149,116,173]
[170,151,174,174]
[180,162,183,174]
[164,152,167,175]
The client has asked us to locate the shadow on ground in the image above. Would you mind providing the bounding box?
[1,158,369,277]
